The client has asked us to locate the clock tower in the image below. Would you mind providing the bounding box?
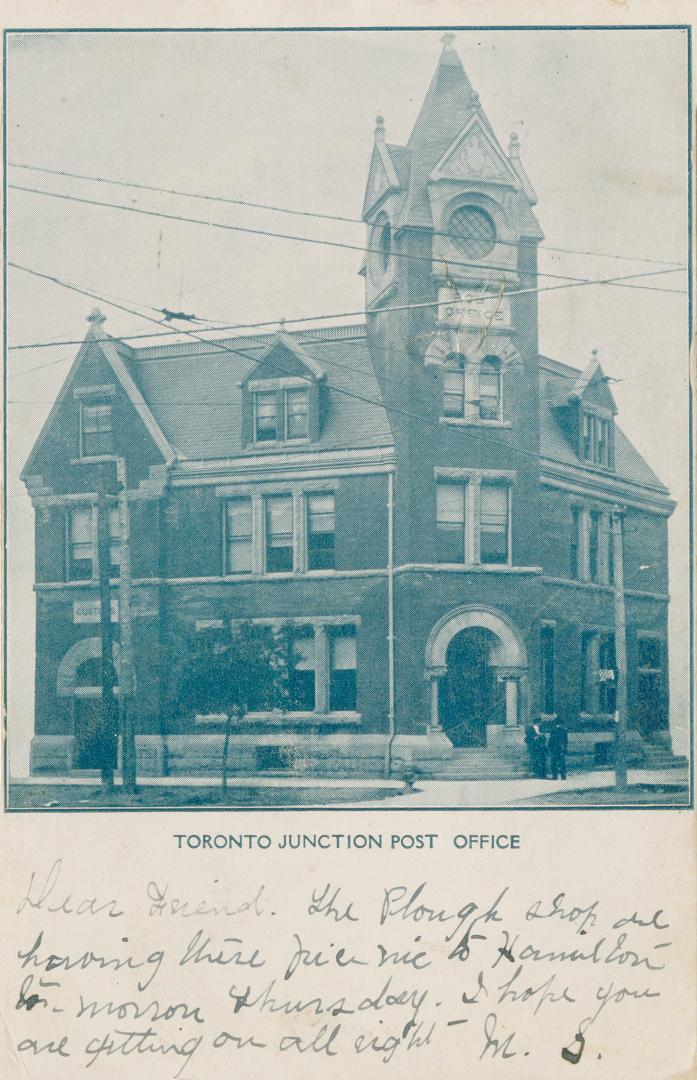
[362,33,545,570]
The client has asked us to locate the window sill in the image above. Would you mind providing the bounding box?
[70,454,118,465]
[439,417,511,429]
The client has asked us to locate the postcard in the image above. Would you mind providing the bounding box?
[1,4,695,1077]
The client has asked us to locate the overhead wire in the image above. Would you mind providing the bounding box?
[8,183,687,297]
[8,160,685,268]
[7,261,679,472]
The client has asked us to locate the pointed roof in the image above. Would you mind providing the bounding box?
[21,309,177,480]
[239,330,327,385]
[399,34,481,227]
[551,352,618,414]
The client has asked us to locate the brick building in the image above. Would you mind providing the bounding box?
[22,37,674,778]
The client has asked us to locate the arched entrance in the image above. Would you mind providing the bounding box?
[441,627,505,746]
[425,606,528,746]
[57,638,121,769]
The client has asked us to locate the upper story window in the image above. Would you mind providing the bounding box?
[80,399,113,457]
[436,475,512,566]
[442,353,466,418]
[479,483,510,564]
[448,205,496,259]
[570,505,617,584]
[307,494,335,570]
[436,483,466,563]
[265,495,294,572]
[225,497,253,574]
[479,357,502,421]
[581,411,613,468]
[253,388,309,443]
[68,504,120,581]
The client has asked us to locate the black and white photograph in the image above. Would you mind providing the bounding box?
[5,25,691,810]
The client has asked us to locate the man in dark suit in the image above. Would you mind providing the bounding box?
[548,718,569,780]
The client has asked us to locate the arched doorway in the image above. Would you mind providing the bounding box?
[440,627,505,746]
[425,606,528,746]
[57,638,120,769]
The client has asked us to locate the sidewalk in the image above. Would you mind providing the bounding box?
[8,766,689,809]
[346,767,690,807]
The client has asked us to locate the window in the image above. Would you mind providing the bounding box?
[581,411,612,468]
[582,630,616,714]
[226,498,253,574]
[286,390,309,440]
[480,484,510,565]
[479,357,501,420]
[80,400,113,457]
[378,218,391,273]
[288,629,316,711]
[307,494,335,570]
[253,389,309,443]
[254,392,278,442]
[436,483,465,563]
[265,495,294,572]
[329,627,357,711]
[570,506,581,579]
[68,505,119,581]
[540,625,555,715]
[449,206,496,259]
[589,510,601,583]
[597,633,616,713]
[443,354,466,418]
[637,635,663,737]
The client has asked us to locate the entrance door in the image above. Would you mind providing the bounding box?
[73,696,105,769]
[440,628,505,747]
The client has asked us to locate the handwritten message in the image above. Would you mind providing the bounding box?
[7,847,677,1079]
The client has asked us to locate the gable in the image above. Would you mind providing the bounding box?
[576,366,618,414]
[430,115,520,187]
[240,334,326,387]
[22,333,175,494]
[362,143,402,219]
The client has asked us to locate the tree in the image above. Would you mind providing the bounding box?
[178,621,292,790]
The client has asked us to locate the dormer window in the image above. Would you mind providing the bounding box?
[252,387,309,444]
[254,392,278,442]
[80,399,113,457]
[581,411,613,468]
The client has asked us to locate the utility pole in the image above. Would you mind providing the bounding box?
[116,458,137,794]
[611,506,628,790]
[96,468,118,793]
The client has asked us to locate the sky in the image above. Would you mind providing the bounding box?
[5,27,691,773]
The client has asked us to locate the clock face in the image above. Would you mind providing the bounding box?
[448,206,496,259]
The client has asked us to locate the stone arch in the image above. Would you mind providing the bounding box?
[425,605,527,672]
[57,637,120,697]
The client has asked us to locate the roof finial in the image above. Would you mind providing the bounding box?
[87,307,106,326]
[441,31,456,50]
[508,132,520,159]
[279,317,286,331]
[375,114,385,143]
[592,347,599,360]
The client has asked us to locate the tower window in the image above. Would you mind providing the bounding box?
[442,353,466,418]
[378,219,391,272]
[448,206,496,259]
[479,357,502,420]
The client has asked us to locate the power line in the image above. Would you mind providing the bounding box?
[9,160,685,268]
[6,260,680,474]
[8,259,682,396]
[9,183,687,297]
